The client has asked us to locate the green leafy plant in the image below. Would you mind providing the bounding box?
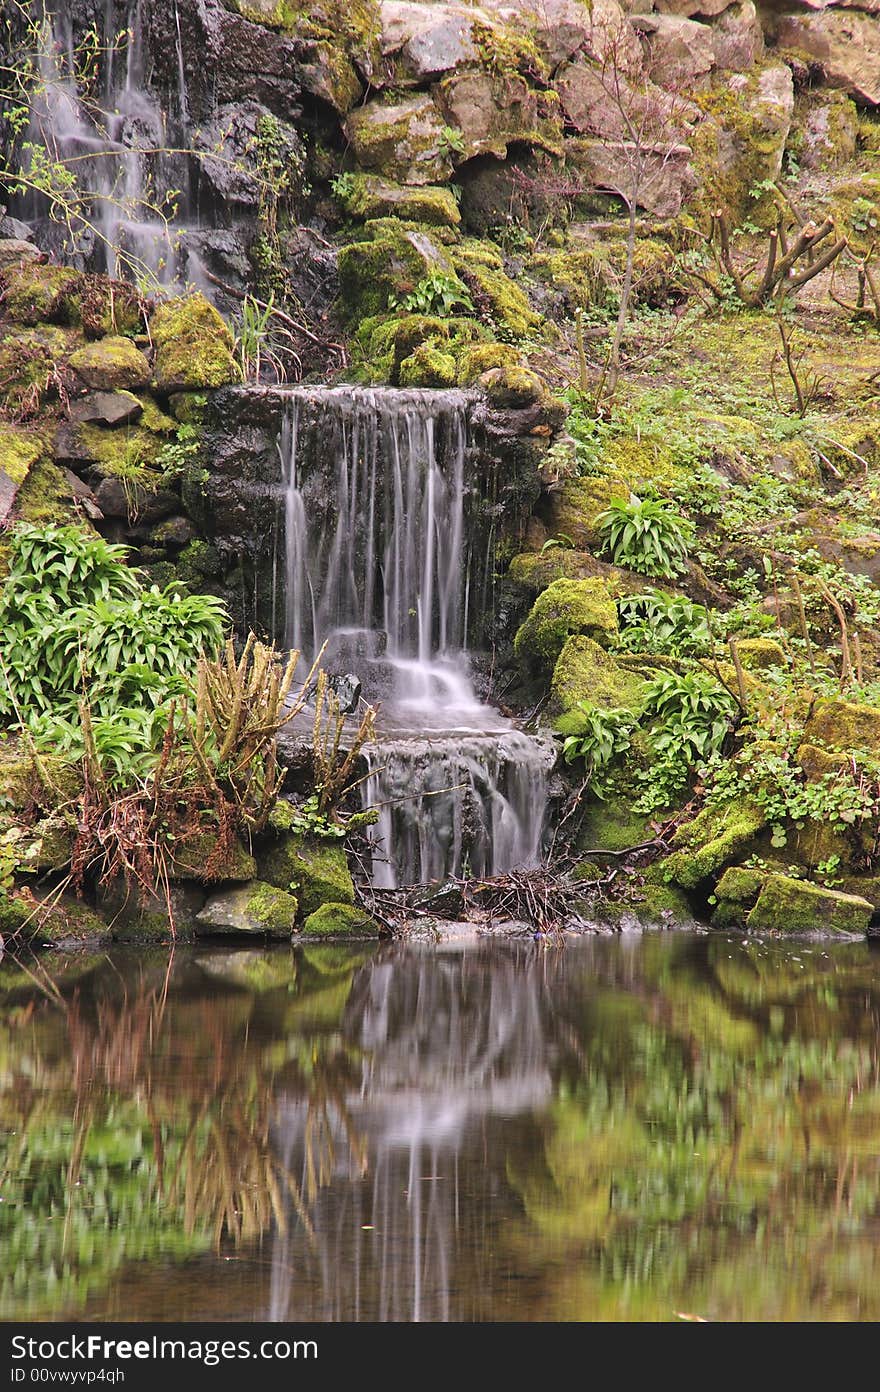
[562,703,636,795]
[616,590,713,657]
[391,271,474,317]
[596,494,694,579]
[438,125,466,160]
[633,671,739,814]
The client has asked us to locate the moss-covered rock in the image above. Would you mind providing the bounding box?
[661,801,767,889]
[150,293,238,392]
[514,577,618,671]
[804,698,880,754]
[745,873,872,938]
[452,244,542,338]
[576,801,653,855]
[338,174,461,227]
[0,324,71,415]
[0,738,82,810]
[480,365,547,408]
[1,261,82,325]
[256,834,355,918]
[195,880,298,937]
[455,342,521,384]
[0,426,42,516]
[170,830,257,882]
[344,93,451,184]
[337,221,453,322]
[550,635,645,729]
[735,638,787,671]
[399,343,457,387]
[301,901,379,937]
[68,336,151,391]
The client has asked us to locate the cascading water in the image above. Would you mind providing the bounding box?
[279,386,554,890]
[20,2,191,286]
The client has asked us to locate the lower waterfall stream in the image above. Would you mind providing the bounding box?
[278,386,553,889]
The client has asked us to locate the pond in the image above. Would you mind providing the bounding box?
[2,930,880,1323]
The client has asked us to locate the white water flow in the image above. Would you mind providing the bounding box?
[280,387,553,889]
[24,3,189,286]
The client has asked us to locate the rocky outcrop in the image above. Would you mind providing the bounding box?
[772,10,880,106]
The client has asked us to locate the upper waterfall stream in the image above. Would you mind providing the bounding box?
[278,386,553,890]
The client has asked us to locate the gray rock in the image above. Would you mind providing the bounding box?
[345,93,452,184]
[565,135,696,217]
[68,391,144,428]
[0,238,44,268]
[631,13,716,80]
[93,478,179,524]
[196,881,298,937]
[710,0,764,72]
[379,1,477,80]
[192,102,305,210]
[772,11,880,106]
[0,216,35,241]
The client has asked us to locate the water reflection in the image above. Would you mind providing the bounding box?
[1,934,880,1322]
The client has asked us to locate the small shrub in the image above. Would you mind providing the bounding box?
[596,494,694,579]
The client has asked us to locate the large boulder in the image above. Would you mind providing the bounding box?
[630,14,716,81]
[550,634,645,724]
[746,874,873,938]
[803,698,880,753]
[707,1,763,71]
[150,292,238,392]
[378,1,478,80]
[514,577,619,669]
[800,92,860,171]
[257,833,356,917]
[772,12,880,106]
[68,337,151,391]
[344,93,452,183]
[435,70,563,160]
[196,881,298,936]
[191,102,306,209]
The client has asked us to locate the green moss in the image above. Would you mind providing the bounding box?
[546,476,622,550]
[796,742,850,782]
[507,549,627,594]
[5,457,79,540]
[256,834,355,918]
[576,801,652,854]
[451,246,541,338]
[357,312,487,384]
[822,417,880,477]
[68,336,151,391]
[639,880,696,924]
[134,395,178,434]
[455,342,521,384]
[715,864,766,905]
[0,426,42,487]
[245,881,298,933]
[745,873,872,937]
[73,422,166,475]
[661,801,766,890]
[339,175,461,227]
[337,223,450,322]
[171,831,257,882]
[804,698,880,753]
[32,896,111,944]
[514,577,618,670]
[480,365,547,407]
[168,392,209,425]
[150,293,238,392]
[0,325,71,414]
[550,635,645,728]
[176,539,223,584]
[735,638,787,671]
[301,901,379,937]
[398,344,457,387]
[1,262,82,326]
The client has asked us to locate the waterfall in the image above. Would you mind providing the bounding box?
[279,386,554,889]
[20,2,189,286]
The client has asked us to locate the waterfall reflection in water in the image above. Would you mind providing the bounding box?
[4,937,880,1322]
[269,948,555,1322]
[277,387,553,888]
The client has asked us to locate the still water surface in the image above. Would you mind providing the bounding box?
[2,931,880,1322]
